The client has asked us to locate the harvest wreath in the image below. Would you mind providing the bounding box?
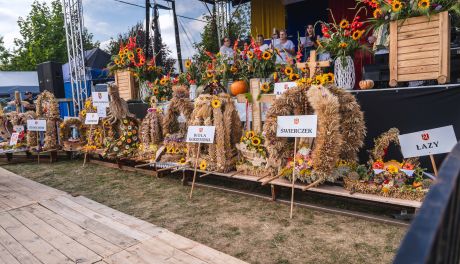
[28,91,60,151]
[343,128,431,201]
[136,97,164,161]
[59,118,86,151]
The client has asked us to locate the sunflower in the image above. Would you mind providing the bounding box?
[153,87,159,95]
[339,19,349,29]
[325,73,334,83]
[178,157,186,164]
[136,47,143,54]
[418,0,429,9]
[387,165,399,174]
[127,52,135,60]
[352,30,364,41]
[289,73,299,81]
[211,99,221,108]
[301,66,308,73]
[392,0,403,12]
[185,59,192,68]
[262,51,271,60]
[245,130,255,139]
[247,51,254,59]
[339,42,348,49]
[373,8,383,19]
[114,58,120,65]
[199,160,207,170]
[314,75,324,85]
[230,66,238,74]
[261,82,270,93]
[251,136,261,146]
[160,78,167,85]
[284,66,293,75]
[174,148,180,154]
[206,71,214,78]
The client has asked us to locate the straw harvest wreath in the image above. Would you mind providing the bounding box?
[27,90,60,150]
[102,84,140,159]
[263,84,366,187]
[79,97,106,152]
[159,85,194,163]
[0,111,34,149]
[187,92,242,173]
[136,96,164,161]
[59,118,86,150]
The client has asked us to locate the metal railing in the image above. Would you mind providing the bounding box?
[394,142,460,264]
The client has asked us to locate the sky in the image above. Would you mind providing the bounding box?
[0,0,209,60]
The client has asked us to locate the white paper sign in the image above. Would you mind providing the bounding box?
[93,92,109,106]
[27,120,46,132]
[85,113,99,125]
[9,132,19,146]
[186,126,216,144]
[97,105,107,118]
[13,125,24,133]
[398,125,458,158]
[274,82,297,97]
[276,115,317,138]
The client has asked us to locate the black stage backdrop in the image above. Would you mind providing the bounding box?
[353,85,460,170]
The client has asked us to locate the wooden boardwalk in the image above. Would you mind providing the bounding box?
[0,167,247,264]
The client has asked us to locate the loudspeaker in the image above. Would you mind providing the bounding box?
[37,61,64,98]
[128,101,149,120]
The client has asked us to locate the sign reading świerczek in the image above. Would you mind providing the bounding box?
[186,126,216,144]
[276,115,317,138]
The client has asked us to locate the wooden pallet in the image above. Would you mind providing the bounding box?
[389,12,450,86]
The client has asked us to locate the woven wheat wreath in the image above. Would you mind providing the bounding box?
[27,91,60,150]
[137,96,164,161]
[263,84,366,187]
[59,118,86,144]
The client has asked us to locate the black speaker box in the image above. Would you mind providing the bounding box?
[37,61,65,98]
[128,101,149,119]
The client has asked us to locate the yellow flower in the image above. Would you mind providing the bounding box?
[262,51,271,60]
[206,71,214,78]
[418,0,429,9]
[127,52,135,60]
[114,58,120,65]
[339,42,348,49]
[160,78,168,85]
[230,66,238,74]
[386,165,399,174]
[273,72,278,80]
[314,75,324,85]
[178,157,186,164]
[392,0,403,12]
[185,59,192,69]
[240,136,247,142]
[373,8,383,19]
[245,130,255,139]
[325,73,334,83]
[247,51,254,59]
[199,160,207,170]
[261,82,270,93]
[339,19,349,29]
[284,67,293,75]
[80,109,87,116]
[382,186,390,194]
[153,87,159,95]
[301,66,308,73]
[289,73,299,81]
[251,136,261,146]
[352,30,364,41]
[211,99,221,108]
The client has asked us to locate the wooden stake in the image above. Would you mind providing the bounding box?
[37,131,40,164]
[430,154,438,176]
[189,142,201,199]
[290,137,298,219]
[83,125,93,167]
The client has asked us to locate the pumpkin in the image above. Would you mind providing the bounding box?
[230,80,248,96]
[359,80,374,90]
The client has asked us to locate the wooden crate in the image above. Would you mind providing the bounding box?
[389,11,450,87]
[114,69,138,100]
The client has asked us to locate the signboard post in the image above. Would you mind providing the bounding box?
[27,120,47,164]
[398,125,457,176]
[83,113,100,167]
[186,126,216,199]
[276,115,317,219]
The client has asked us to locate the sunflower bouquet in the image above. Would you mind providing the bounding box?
[316,9,369,64]
[243,38,278,79]
[180,58,201,86]
[358,0,460,28]
[236,130,270,171]
[272,65,301,83]
[148,75,173,102]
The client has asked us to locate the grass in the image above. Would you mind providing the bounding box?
[2,160,407,264]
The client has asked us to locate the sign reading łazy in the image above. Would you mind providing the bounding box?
[27,120,47,132]
[186,126,216,144]
[398,125,458,158]
[276,115,317,138]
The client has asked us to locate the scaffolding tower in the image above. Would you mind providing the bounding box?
[62,0,88,115]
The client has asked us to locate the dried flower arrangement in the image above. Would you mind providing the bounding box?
[343,128,431,201]
[136,97,164,161]
[187,92,242,173]
[80,98,106,153]
[235,130,274,177]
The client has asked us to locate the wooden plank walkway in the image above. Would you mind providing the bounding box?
[0,167,247,264]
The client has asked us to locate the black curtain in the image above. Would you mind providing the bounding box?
[354,86,460,170]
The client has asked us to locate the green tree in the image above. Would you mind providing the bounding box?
[4,0,98,71]
[0,36,10,67]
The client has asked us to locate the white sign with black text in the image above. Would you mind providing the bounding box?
[92,92,109,107]
[186,126,216,144]
[274,82,297,97]
[9,132,19,146]
[27,120,46,132]
[97,105,107,118]
[13,125,24,133]
[276,115,317,138]
[398,125,458,158]
[85,113,99,125]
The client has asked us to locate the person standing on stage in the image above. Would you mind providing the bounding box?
[273,29,295,64]
[301,24,318,61]
[219,37,235,63]
[256,34,269,52]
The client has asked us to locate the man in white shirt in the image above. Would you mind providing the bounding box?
[256,34,269,52]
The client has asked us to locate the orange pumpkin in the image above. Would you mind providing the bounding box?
[230,80,248,96]
[359,80,374,90]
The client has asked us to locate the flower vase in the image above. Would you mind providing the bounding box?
[189,84,197,100]
[334,56,355,90]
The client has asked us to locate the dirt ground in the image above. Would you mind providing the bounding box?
[2,160,407,264]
